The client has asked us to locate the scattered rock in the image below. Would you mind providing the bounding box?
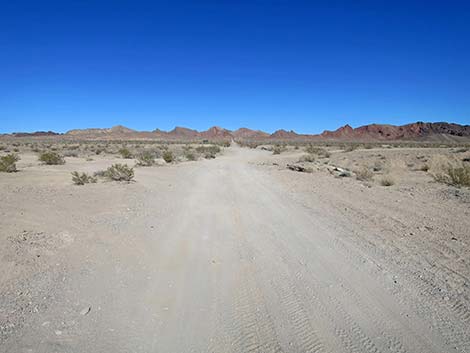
[327,166,352,177]
[286,164,313,173]
[80,306,91,316]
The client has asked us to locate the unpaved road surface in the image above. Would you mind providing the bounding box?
[1,147,469,352]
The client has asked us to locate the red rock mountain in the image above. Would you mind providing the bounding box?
[321,122,470,141]
[4,122,469,141]
[232,128,270,139]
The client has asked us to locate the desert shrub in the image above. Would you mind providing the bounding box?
[195,145,221,154]
[136,151,155,166]
[355,167,374,181]
[433,163,470,187]
[185,152,197,161]
[0,154,20,172]
[162,151,174,163]
[39,151,65,165]
[0,145,5,151]
[272,145,283,155]
[343,145,357,152]
[380,176,395,186]
[305,145,330,158]
[71,171,97,185]
[299,154,316,163]
[204,152,216,159]
[105,164,134,182]
[119,147,133,159]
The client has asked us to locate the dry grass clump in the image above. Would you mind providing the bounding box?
[71,171,97,185]
[39,151,65,165]
[431,157,470,187]
[0,154,20,172]
[105,164,134,182]
[136,151,156,166]
[380,176,395,186]
[355,166,374,181]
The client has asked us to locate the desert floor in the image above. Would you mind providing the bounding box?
[1,145,469,353]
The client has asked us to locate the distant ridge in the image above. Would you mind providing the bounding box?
[3,122,470,142]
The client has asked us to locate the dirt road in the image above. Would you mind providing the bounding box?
[1,147,469,352]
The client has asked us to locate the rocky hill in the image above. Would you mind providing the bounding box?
[3,122,469,142]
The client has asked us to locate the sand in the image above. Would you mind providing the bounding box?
[1,145,469,352]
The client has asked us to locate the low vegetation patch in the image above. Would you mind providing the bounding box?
[354,167,374,181]
[119,147,133,159]
[272,145,286,155]
[0,154,20,172]
[162,151,174,163]
[433,162,470,187]
[195,145,221,155]
[305,145,330,158]
[105,164,135,182]
[71,171,97,185]
[136,151,156,166]
[298,154,316,163]
[39,151,65,165]
[185,152,197,161]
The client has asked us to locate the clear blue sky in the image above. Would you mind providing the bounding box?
[1,0,469,134]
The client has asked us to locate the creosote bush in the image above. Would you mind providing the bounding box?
[105,164,134,182]
[39,151,65,165]
[71,171,97,185]
[162,151,174,163]
[119,147,133,159]
[0,154,20,172]
[136,151,155,166]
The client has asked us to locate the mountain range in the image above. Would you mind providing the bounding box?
[4,121,470,142]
